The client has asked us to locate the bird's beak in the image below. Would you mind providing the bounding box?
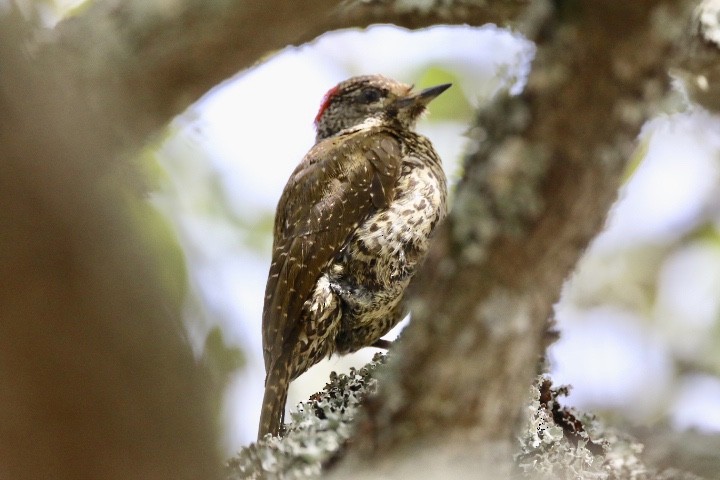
[396,83,452,108]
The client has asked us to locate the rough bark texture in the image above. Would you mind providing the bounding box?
[334,0,710,477]
[1,0,718,479]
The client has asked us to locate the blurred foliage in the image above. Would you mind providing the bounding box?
[127,196,190,307]
[152,125,274,255]
[623,134,651,182]
[129,128,255,430]
[91,146,189,308]
[203,325,245,413]
[148,124,256,416]
[15,0,90,26]
[415,66,474,121]
[688,222,720,245]
[60,0,93,19]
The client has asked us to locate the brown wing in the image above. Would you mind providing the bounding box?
[262,130,402,373]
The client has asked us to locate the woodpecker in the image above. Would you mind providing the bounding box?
[258,74,450,439]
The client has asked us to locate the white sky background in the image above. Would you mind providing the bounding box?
[151,25,720,452]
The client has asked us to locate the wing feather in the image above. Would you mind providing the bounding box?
[262,129,402,373]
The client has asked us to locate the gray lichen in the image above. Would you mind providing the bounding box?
[225,355,386,480]
[227,363,705,479]
[697,0,720,46]
[452,93,549,264]
[517,376,706,480]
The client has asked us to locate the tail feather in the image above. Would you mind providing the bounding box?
[257,359,291,440]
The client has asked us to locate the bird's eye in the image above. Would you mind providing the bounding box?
[361,88,382,103]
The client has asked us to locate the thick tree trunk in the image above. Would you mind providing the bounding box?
[332,2,693,477]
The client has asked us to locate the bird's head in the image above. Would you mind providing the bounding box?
[314,74,451,142]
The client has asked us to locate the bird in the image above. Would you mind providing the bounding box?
[258,74,450,439]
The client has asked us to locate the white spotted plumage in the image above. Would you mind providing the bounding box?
[258,75,449,439]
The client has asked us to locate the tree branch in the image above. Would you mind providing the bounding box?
[333,0,706,476]
[46,0,528,159]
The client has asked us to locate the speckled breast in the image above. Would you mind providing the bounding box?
[330,137,448,351]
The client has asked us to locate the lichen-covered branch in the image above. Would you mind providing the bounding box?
[331,0,708,476]
[228,360,705,479]
[226,355,386,480]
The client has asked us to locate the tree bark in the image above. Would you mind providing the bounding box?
[334,0,715,477]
